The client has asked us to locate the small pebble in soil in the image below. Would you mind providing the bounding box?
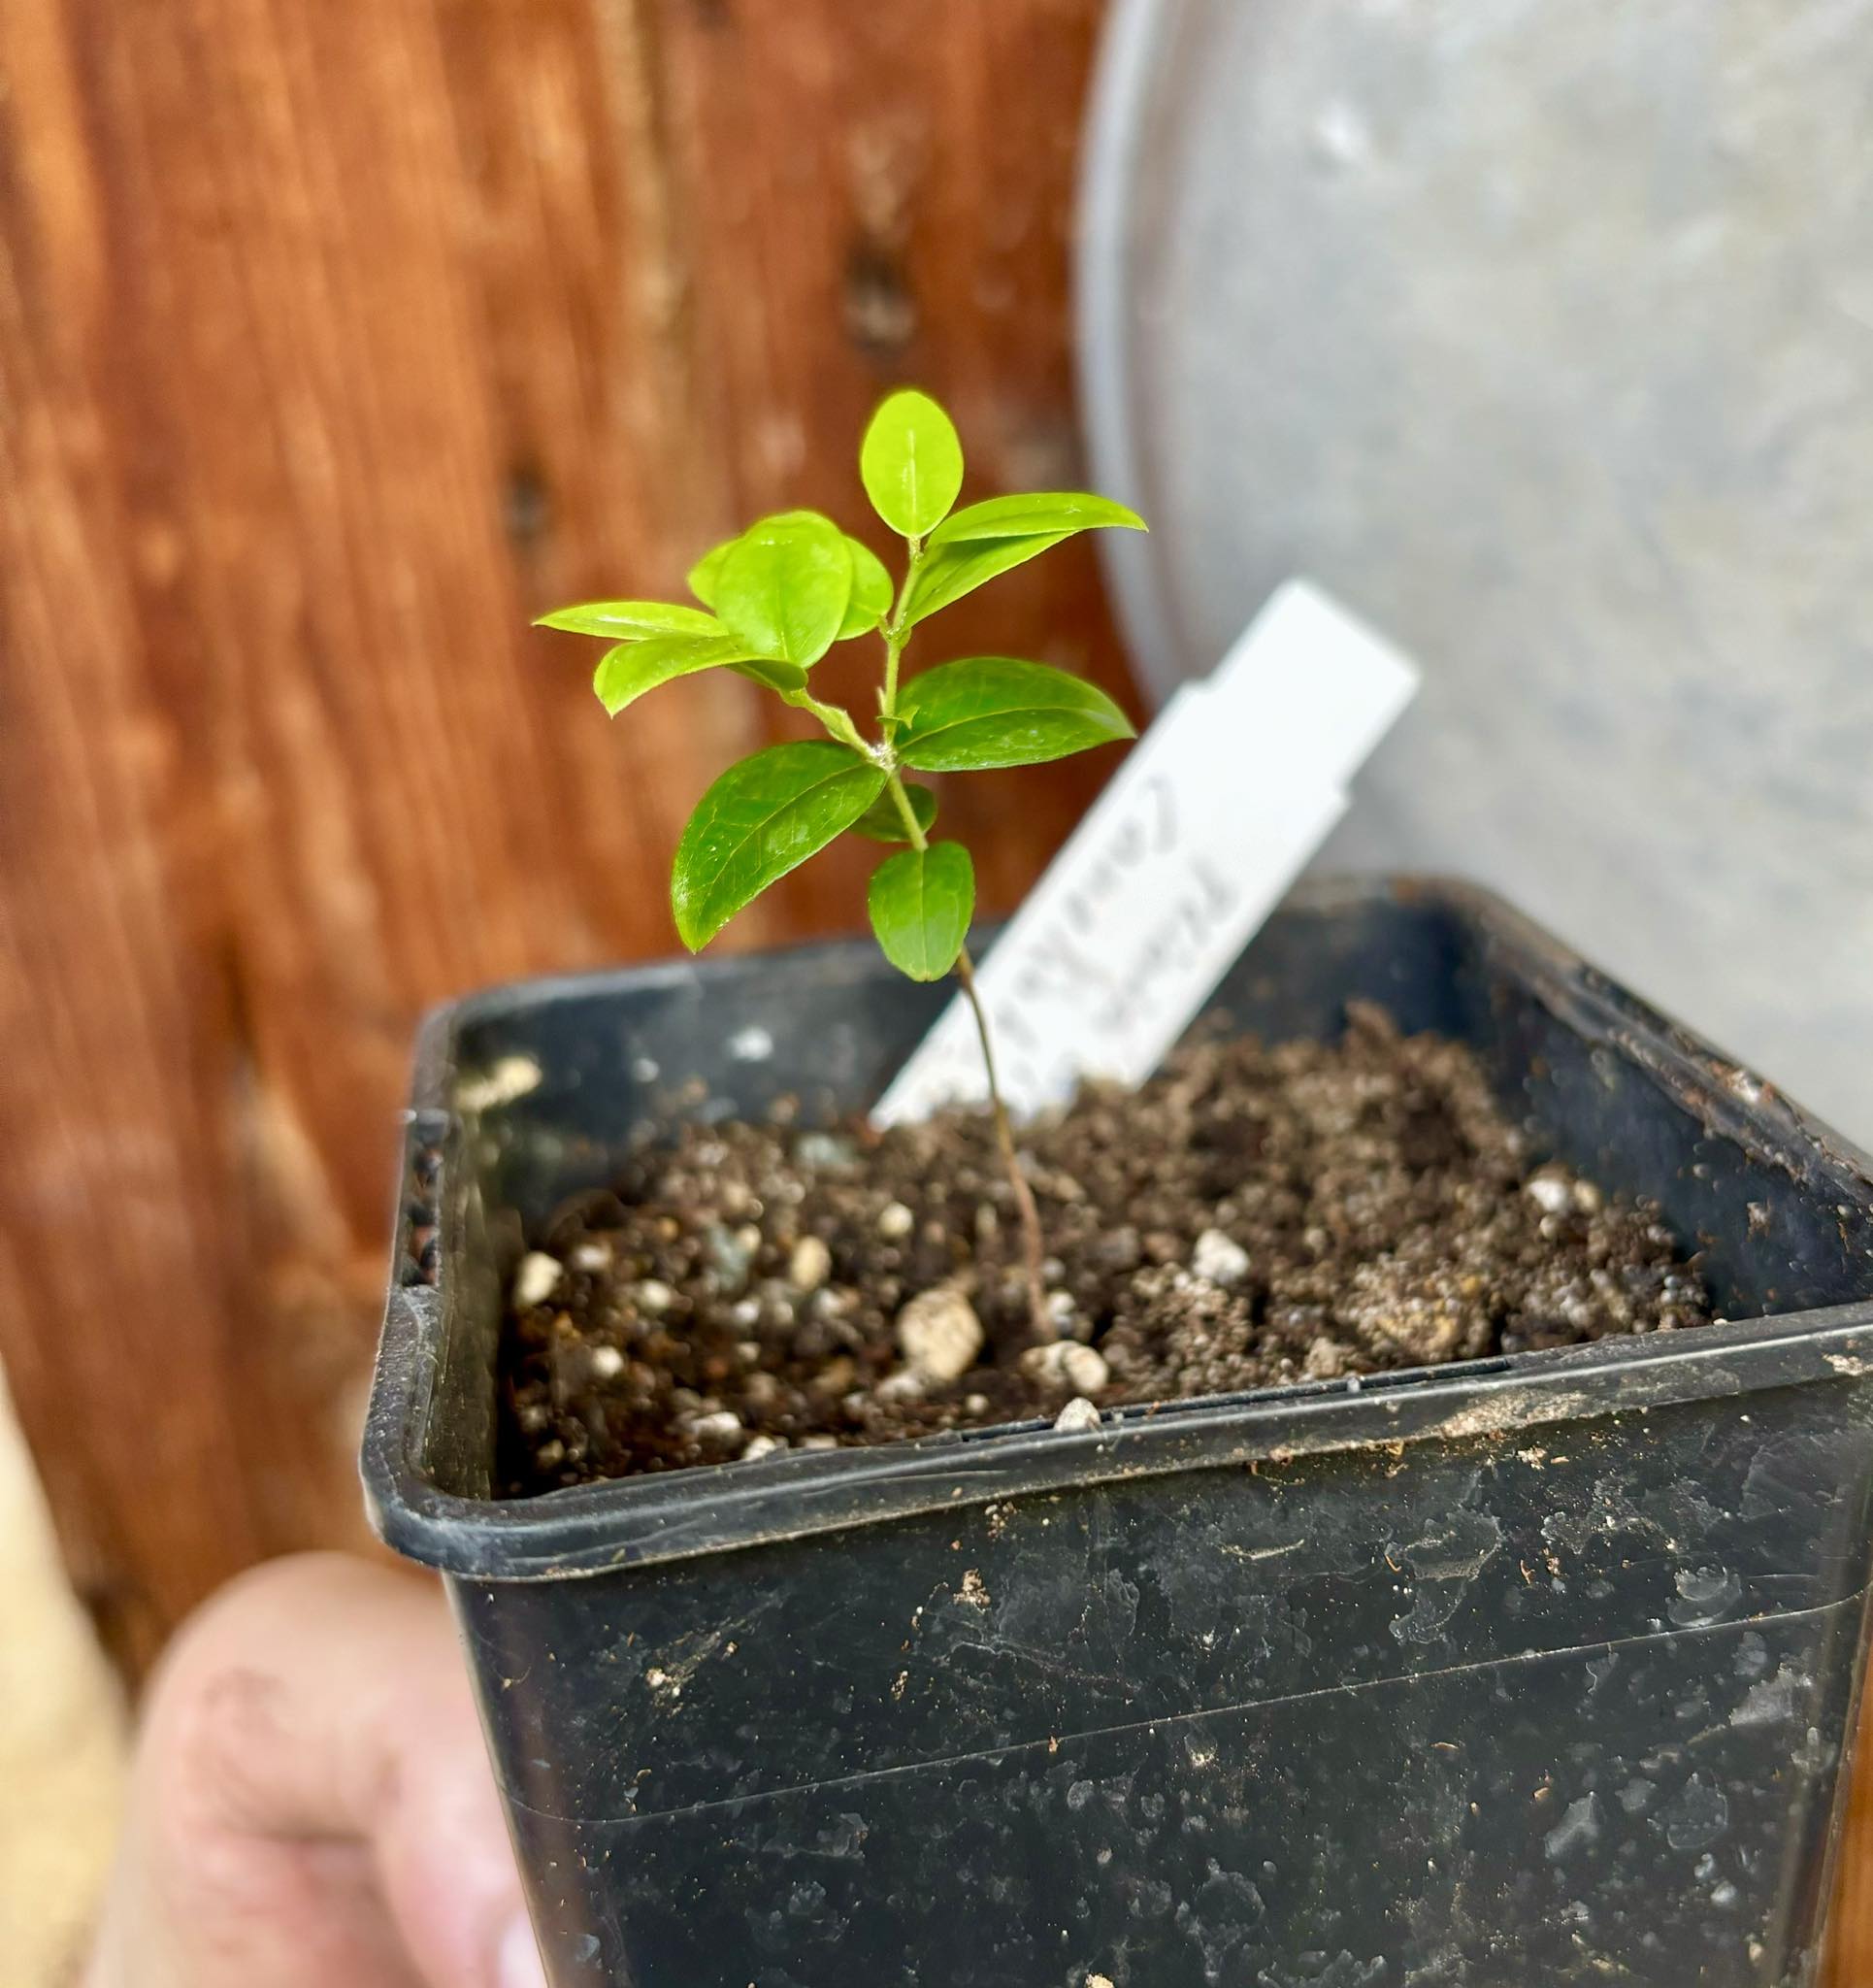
[511,1251,562,1309]
[795,1131,857,1172]
[1192,1228,1251,1287]
[1526,1174,1574,1216]
[498,1004,1716,1492]
[1053,1396,1103,1433]
[896,1285,985,1383]
[788,1235,834,1291]
[705,1225,756,1293]
[688,1409,743,1447]
[1021,1340,1110,1396]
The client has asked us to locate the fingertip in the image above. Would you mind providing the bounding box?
[497,1911,549,1988]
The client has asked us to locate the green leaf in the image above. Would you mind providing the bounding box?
[539,599,726,641]
[671,742,886,949]
[713,512,853,667]
[695,516,892,639]
[851,780,937,843]
[729,657,814,694]
[897,657,1135,772]
[868,841,974,981]
[686,538,735,609]
[905,491,1146,623]
[927,492,1146,545]
[593,634,804,715]
[861,389,964,538]
[838,536,894,639]
[905,530,1070,625]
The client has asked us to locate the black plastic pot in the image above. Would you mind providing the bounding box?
[363,878,1873,1988]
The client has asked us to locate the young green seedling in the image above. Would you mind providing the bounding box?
[539,389,1144,1342]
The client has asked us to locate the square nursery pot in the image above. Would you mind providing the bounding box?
[363,877,1873,1988]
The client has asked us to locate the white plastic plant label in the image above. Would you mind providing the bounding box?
[871,579,1420,1125]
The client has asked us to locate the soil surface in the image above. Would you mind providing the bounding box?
[498,1005,1712,1494]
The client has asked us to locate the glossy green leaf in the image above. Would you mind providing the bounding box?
[539,599,725,641]
[713,512,853,667]
[905,530,1070,625]
[838,536,895,639]
[927,492,1145,545]
[686,538,736,609]
[897,657,1135,772]
[729,656,815,694]
[905,491,1146,623]
[851,780,937,844]
[860,389,964,539]
[671,742,885,949]
[868,841,974,981]
[593,634,802,716]
[693,517,888,639]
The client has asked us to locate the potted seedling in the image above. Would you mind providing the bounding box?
[366,393,1873,1988]
[539,388,1142,1354]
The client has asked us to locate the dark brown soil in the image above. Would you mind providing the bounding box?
[498,1004,1712,1495]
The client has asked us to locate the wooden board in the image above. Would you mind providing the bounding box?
[0,0,1130,1675]
[5,2,1871,1971]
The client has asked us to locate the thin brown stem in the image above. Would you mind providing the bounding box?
[874,547,1049,1345]
[953,946,1050,1345]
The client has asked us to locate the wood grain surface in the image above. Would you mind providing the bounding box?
[0,0,1130,1675]
[3,2,1869,1973]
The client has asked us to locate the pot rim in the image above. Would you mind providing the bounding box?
[362,877,1873,1582]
